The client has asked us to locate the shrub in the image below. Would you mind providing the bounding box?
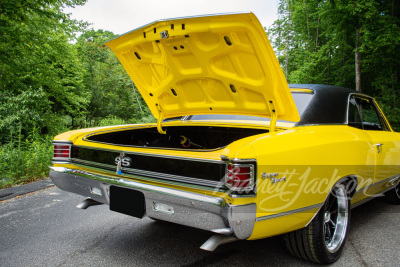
[0,128,53,189]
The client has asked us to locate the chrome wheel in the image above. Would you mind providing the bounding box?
[323,185,349,253]
[285,182,351,263]
[395,182,400,197]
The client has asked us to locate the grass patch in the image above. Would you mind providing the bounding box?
[0,130,53,189]
[0,115,157,190]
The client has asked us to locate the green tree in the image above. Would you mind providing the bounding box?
[268,0,400,130]
[75,29,151,127]
[0,0,88,142]
[0,0,156,187]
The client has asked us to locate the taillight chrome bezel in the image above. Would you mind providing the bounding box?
[221,156,257,195]
[52,141,73,163]
[225,163,255,191]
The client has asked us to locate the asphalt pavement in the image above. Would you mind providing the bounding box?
[0,182,399,266]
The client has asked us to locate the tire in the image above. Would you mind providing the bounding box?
[285,183,351,264]
[384,182,400,204]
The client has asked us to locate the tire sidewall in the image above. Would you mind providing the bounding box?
[313,184,351,263]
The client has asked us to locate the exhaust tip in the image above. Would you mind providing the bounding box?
[76,198,103,209]
[200,234,238,251]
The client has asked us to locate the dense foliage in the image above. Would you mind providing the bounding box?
[1,0,88,143]
[268,0,400,129]
[74,29,153,128]
[0,0,152,188]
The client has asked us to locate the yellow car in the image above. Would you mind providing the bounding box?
[49,13,400,264]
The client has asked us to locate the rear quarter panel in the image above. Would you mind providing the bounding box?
[238,125,375,239]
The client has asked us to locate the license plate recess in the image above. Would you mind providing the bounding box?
[110,186,145,218]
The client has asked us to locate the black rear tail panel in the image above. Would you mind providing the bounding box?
[71,146,225,188]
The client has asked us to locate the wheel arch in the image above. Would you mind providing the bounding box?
[341,175,358,198]
[305,175,357,227]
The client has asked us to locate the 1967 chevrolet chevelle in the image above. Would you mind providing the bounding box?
[49,13,400,263]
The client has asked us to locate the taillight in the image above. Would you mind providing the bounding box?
[225,163,255,191]
[54,144,71,158]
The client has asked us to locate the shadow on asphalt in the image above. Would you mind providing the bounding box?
[94,196,395,266]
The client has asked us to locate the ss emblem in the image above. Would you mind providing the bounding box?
[115,154,132,167]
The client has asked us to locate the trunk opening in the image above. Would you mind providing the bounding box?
[85,126,267,150]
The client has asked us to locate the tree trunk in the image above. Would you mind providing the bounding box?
[355,27,362,92]
[339,31,348,83]
[304,0,311,53]
[328,50,331,84]
[315,14,320,52]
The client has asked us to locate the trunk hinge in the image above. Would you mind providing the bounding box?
[267,100,277,132]
[156,105,167,134]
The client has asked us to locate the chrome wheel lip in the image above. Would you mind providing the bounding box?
[324,185,349,253]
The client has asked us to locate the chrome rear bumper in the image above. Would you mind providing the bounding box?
[49,167,256,240]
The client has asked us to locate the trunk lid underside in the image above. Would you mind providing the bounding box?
[105,12,300,123]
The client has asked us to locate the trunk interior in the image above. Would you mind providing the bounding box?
[86,126,268,150]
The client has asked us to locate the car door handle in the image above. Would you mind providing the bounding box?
[374,143,384,153]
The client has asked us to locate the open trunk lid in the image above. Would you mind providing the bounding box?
[105,12,300,124]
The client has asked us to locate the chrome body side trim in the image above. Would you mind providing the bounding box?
[304,174,399,227]
[355,174,400,194]
[255,203,323,222]
[352,179,400,209]
[49,167,256,240]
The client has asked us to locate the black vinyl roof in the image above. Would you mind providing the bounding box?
[289,84,371,126]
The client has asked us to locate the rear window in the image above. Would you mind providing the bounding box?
[291,92,313,117]
[164,91,314,123]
